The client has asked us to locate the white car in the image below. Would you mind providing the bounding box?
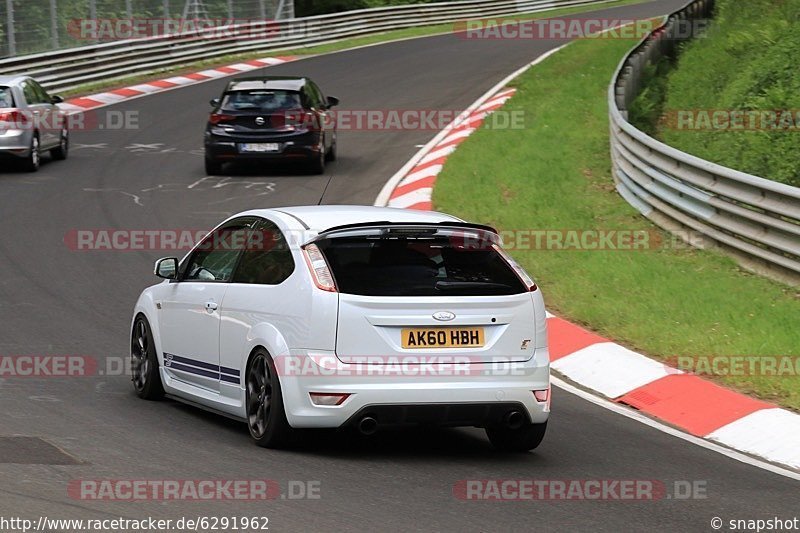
[131,206,550,451]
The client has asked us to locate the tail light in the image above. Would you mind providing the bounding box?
[533,388,549,402]
[209,113,235,125]
[302,243,337,292]
[492,243,537,291]
[295,111,321,132]
[0,109,30,128]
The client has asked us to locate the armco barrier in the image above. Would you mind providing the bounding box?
[0,0,615,93]
[609,0,800,285]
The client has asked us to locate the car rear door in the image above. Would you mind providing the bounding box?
[21,80,56,148]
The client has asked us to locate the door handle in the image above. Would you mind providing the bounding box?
[205,301,218,311]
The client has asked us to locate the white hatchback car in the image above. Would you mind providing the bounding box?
[131,206,550,451]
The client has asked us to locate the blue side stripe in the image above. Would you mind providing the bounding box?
[220,365,240,377]
[168,361,220,380]
[164,352,241,384]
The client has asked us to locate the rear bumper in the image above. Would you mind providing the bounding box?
[278,348,551,429]
[204,129,322,161]
[0,129,32,156]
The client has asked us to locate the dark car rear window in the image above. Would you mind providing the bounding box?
[317,236,527,296]
[221,90,302,112]
[0,87,13,108]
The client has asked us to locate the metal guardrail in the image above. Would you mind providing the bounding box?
[0,0,615,93]
[609,0,800,285]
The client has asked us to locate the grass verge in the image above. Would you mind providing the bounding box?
[629,0,800,187]
[61,0,647,98]
[433,32,800,410]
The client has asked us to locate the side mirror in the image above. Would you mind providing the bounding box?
[154,257,179,279]
[209,98,220,107]
[326,96,339,108]
[51,95,64,104]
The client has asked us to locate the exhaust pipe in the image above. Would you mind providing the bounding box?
[503,410,524,430]
[358,416,378,436]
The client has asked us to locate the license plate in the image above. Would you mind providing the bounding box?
[239,143,280,153]
[401,327,485,349]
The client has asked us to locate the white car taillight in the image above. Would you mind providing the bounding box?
[492,243,537,291]
[302,243,337,292]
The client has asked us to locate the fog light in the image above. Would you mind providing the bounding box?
[533,389,549,402]
[309,392,350,406]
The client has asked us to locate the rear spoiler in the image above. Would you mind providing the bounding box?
[316,221,499,238]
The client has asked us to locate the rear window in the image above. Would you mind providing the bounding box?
[0,87,13,108]
[221,90,301,112]
[317,236,527,296]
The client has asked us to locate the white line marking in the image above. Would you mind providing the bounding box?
[552,376,800,480]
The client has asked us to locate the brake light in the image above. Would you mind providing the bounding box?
[302,243,337,292]
[0,109,29,128]
[533,388,549,402]
[492,243,537,291]
[209,113,235,125]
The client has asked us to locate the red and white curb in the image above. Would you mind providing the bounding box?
[384,88,516,210]
[375,59,800,474]
[57,56,296,114]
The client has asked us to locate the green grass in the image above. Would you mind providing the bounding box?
[630,0,800,187]
[433,33,800,409]
[61,0,647,98]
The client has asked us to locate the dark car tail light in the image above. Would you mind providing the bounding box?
[304,111,321,132]
[209,113,235,125]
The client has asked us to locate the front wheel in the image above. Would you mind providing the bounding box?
[308,142,325,175]
[325,132,337,162]
[486,421,547,452]
[246,349,294,448]
[22,134,40,172]
[131,315,164,400]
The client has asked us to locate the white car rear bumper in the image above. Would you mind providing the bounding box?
[278,348,550,429]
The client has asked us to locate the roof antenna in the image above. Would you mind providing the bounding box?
[317,172,334,205]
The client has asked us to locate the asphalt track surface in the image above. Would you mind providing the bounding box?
[0,1,796,531]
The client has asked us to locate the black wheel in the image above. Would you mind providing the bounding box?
[325,132,337,162]
[246,349,294,448]
[131,315,164,400]
[21,134,40,172]
[205,155,223,175]
[486,421,547,452]
[308,141,325,175]
[51,127,68,160]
